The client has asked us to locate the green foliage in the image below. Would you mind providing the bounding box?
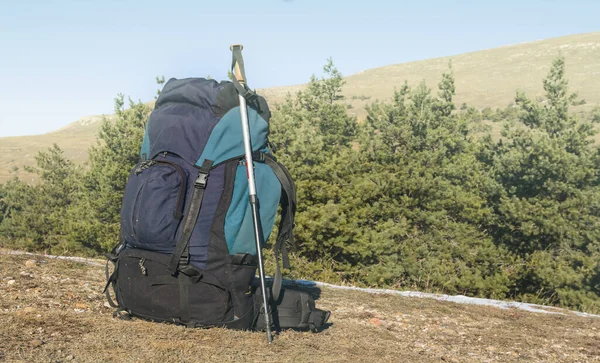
[0,145,87,254]
[0,96,150,254]
[2,57,600,313]
[482,56,600,311]
[351,68,513,296]
[155,76,165,99]
[591,106,600,123]
[270,59,360,271]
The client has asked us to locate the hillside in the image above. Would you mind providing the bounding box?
[1,251,599,362]
[259,32,600,118]
[0,115,112,183]
[1,32,599,183]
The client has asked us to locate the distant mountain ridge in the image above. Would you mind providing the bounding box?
[1,32,599,183]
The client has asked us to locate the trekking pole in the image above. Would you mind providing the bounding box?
[230,44,273,344]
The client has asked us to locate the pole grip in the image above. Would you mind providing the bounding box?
[230,44,245,85]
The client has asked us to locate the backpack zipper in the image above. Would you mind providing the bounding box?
[139,258,147,275]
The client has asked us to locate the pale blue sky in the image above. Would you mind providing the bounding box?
[0,0,598,137]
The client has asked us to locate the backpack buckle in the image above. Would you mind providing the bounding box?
[252,151,266,163]
[194,171,209,189]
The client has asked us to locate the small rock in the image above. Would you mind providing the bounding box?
[30,339,44,347]
[369,317,383,326]
[16,307,37,316]
[74,308,86,313]
[20,271,33,279]
[65,354,75,361]
[74,302,89,309]
[7,280,16,285]
[103,301,111,308]
[25,259,37,268]
[441,357,458,363]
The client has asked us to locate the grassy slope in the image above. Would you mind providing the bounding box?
[1,252,599,362]
[0,115,109,183]
[1,32,599,183]
[259,32,600,118]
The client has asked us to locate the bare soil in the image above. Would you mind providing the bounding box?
[1,252,599,362]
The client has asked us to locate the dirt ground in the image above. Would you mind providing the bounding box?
[1,251,599,363]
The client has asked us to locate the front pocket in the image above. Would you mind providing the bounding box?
[121,159,188,251]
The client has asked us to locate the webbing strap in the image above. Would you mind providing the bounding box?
[103,259,119,308]
[103,243,123,309]
[260,153,296,301]
[262,154,296,268]
[151,271,225,290]
[168,159,213,275]
[273,264,283,303]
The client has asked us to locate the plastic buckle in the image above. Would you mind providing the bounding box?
[179,252,190,264]
[244,89,258,102]
[252,151,265,163]
[194,171,209,189]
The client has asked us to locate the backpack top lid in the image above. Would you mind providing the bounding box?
[140,77,272,166]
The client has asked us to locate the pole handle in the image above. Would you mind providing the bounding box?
[230,44,246,85]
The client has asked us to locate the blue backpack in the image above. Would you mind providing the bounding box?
[104,78,329,331]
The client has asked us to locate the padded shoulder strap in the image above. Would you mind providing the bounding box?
[260,153,296,268]
[258,153,296,301]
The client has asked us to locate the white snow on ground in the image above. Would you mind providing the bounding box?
[291,279,600,319]
[5,250,105,267]
[5,250,599,319]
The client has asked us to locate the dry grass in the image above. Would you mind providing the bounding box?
[0,116,106,183]
[1,251,599,362]
[259,32,600,118]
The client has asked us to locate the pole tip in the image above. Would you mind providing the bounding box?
[230,44,243,51]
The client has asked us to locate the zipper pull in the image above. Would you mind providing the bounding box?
[139,258,147,276]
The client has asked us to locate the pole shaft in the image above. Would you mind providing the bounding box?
[238,94,273,343]
[238,95,258,196]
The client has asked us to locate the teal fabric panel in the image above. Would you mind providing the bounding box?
[225,163,282,255]
[140,124,151,158]
[196,106,269,167]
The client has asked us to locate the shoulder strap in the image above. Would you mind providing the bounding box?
[260,153,296,268]
[258,152,296,301]
[167,159,213,275]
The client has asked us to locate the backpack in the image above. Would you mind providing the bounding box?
[104,77,329,332]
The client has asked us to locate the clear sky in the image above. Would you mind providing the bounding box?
[0,0,598,137]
